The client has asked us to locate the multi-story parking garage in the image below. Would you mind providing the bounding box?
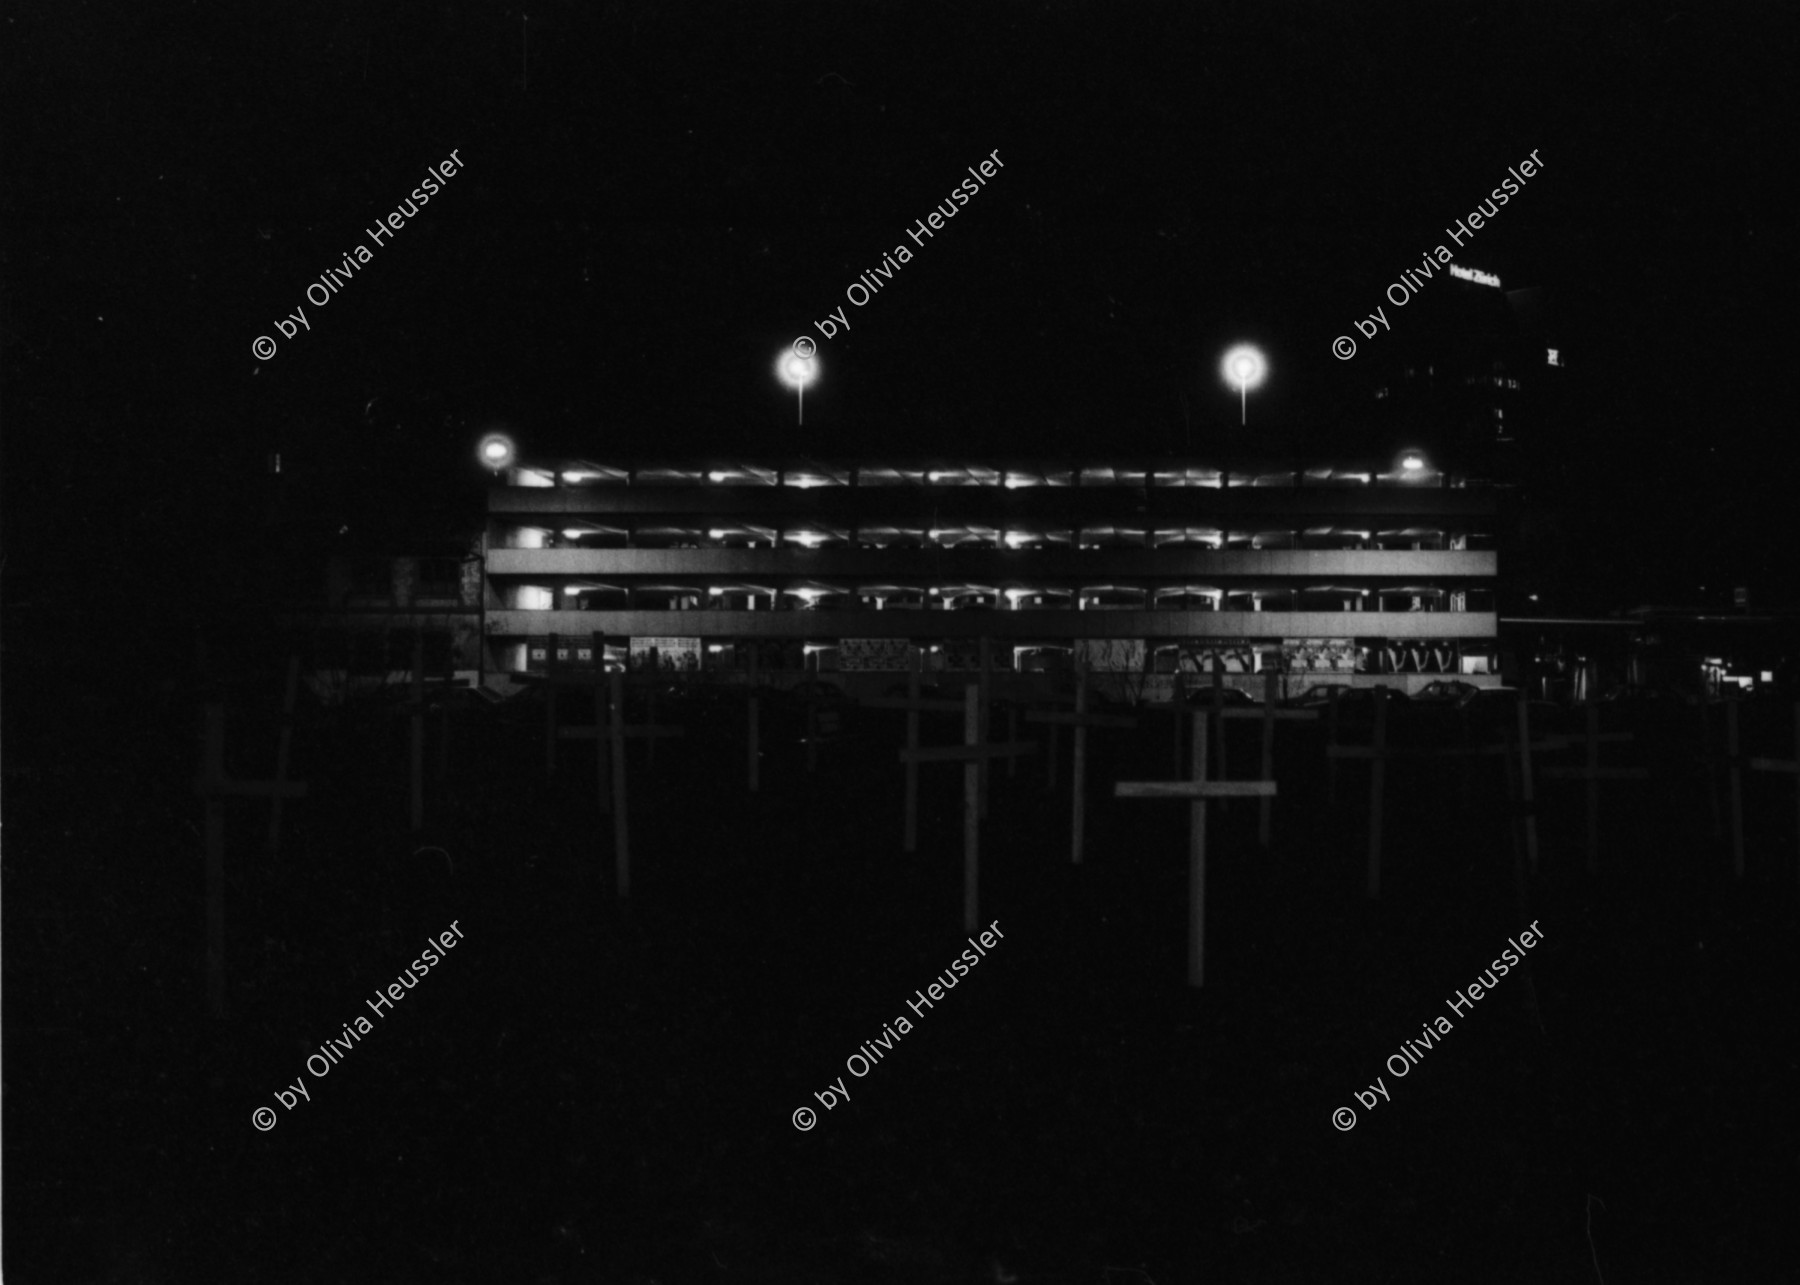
[477,454,1502,698]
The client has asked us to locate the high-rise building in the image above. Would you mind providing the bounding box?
[1365,264,1565,489]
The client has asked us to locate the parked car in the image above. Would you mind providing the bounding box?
[1182,684,1262,708]
[881,679,953,701]
[1286,685,1412,736]
[1599,684,1700,708]
[1413,679,1481,705]
[1086,688,1137,715]
[1285,683,1405,709]
[1285,683,1339,708]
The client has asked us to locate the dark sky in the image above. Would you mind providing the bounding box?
[5,1,1796,634]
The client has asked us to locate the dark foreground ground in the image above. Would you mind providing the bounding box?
[6,672,1798,1284]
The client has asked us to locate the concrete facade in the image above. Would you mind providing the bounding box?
[479,456,1504,690]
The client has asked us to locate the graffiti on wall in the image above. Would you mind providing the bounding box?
[1283,638,1357,674]
[629,637,702,670]
[840,638,915,671]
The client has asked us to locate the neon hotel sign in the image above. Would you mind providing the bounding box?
[1448,265,1501,287]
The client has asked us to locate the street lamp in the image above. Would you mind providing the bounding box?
[1400,451,1427,475]
[477,432,515,471]
[1219,344,1267,426]
[776,349,819,426]
[472,431,519,689]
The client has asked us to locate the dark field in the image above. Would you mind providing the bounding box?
[6,671,1797,1284]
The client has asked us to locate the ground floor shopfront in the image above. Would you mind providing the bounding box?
[509,627,1503,702]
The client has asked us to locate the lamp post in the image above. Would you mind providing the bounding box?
[777,348,819,426]
[474,433,517,689]
[477,433,515,472]
[1220,344,1267,426]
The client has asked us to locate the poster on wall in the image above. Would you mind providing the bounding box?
[1171,640,1258,673]
[839,638,915,671]
[1282,638,1357,674]
[628,637,702,671]
[1076,639,1146,672]
[935,640,1019,671]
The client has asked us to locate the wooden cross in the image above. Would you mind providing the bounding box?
[1115,712,1276,988]
[1202,661,1233,808]
[1020,692,1076,792]
[898,685,1037,931]
[646,658,663,769]
[1026,652,1137,864]
[194,702,309,1018]
[555,662,685,894]
[1149,667,1202,779]
[540,632,603,776]
[409,632,425,831]
[401,640,463,832]
[554,676,680,835]
[786,652,840,775]
[1218,669,1317,846]
[1006,701,1022,779]
[1725,692,1747,879]
[747,648,761,793]
[1498,696,1571,880]
[1541,703,1648,874]
[1324,685,1398,898]
[1329,690,1564,895]
[538,631,621,772]
[978,637,993,816]
[1326,685,1344,805]
[597,634,617,808]
[266,653,301,859]
[799,679,848,775]
[542,633,613,810]
[1451,700,1479,808]
[1748,700,1800,889]
[554,669,680,752]
[597,671,686,898]
[544,631,562,777]
[1697,696,1723,840]
[804,660,819,774]
[432,681,452,788]
[866,649,965,852]
[1169,668,1188,776]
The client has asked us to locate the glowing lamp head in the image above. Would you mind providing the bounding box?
[477,433,515,469]
[1220,344,1268,391]
[1401,452,1426,473]
[777,351,818,389]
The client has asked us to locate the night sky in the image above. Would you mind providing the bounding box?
[6,3,1797,651]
